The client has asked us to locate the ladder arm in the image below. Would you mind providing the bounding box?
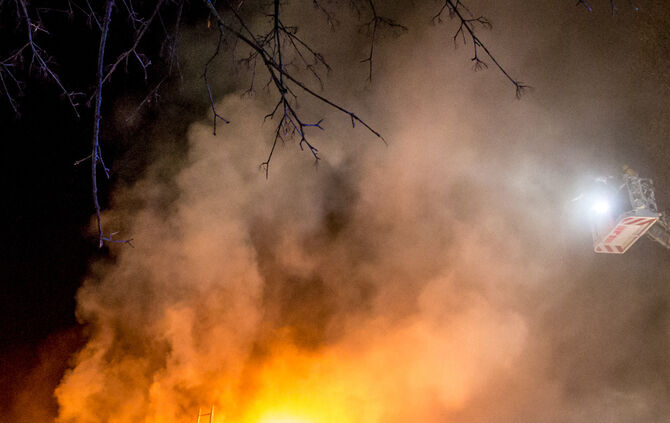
[646,217,670,250]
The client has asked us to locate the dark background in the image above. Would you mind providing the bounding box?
[0,4,203,414]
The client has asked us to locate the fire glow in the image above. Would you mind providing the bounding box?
[51,97,529,422]
[258,417,313,423]
[237,344,356,423]
[35,2,668,419]
[196,304,523,423]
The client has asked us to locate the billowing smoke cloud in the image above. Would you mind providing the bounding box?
[53,1,670,422]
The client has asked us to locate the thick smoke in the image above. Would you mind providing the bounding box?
[54,1,670,422]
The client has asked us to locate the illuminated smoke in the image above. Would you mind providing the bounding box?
[51,1,670,423]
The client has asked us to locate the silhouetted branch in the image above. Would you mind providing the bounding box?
[574,0,638,13]
[15,0,82,116]
[575,0,593,11]
[160,0,184,80]
[98,0,165,88]
[239,51,258,96]
[92,0,132,248]
[312,0,339,29]
[125,75,168,123]
[205,0,384,177]
[100,232,134,247]
[361,0,407,81]
[433,0,529,98]
[2,0,549,247]
[278,21,331,89]
[0,62,22,114]
[202,23,230,135]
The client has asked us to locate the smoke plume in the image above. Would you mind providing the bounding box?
[53,1,670,422]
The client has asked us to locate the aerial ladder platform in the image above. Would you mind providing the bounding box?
[591,166,670,254]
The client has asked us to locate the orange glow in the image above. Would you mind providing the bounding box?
[233,343,372,423]
[206,308,524,423]
[51,75,529,423]
[55,281,524,423]
[258,416,313,423]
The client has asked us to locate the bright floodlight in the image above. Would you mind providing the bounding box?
[591,200,610,214]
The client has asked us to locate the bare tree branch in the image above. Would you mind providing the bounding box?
[84,0,133,248]
[204,0,385,177]
[125,75,167,123]
[202,23,230,135]
[312,0,339,29]
[433,0,529,98]
[16,0,81,116]
[92,0,123,248]
[574,0,639,14]
[361,0,407,81]
[98,0,165,89]
[1,0,549,247]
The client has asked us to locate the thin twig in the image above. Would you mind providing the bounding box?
[434,0,528,98]
[202,23,230,135]
[361,0,407,81]
[17,0,81,116]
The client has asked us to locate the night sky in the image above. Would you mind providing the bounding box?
[2,1,670,422]
[1,0,201,351]
[1,3,199,415]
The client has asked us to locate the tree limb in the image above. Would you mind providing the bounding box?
[434,0,528,98]
[92,0,132,248]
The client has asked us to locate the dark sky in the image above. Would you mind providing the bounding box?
[0,0,200,352]
[2,1,670,422]
[0,3,197,415]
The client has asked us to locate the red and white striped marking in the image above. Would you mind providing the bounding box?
[594,216,658,254]
[620,217,657,226]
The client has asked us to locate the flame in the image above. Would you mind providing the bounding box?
[258,416,313,423]
[212,308,522,423]
[233,343,367,423]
